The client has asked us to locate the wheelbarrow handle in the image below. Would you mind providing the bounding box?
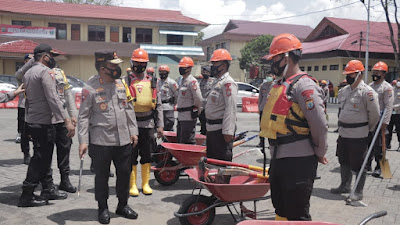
[200,157,265,172]
[358,210,387,225]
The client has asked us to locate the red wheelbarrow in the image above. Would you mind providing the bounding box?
[236,210,387,225]
[174,166,270,225]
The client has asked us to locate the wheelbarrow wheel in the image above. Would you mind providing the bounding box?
[178,195,215,225]
[154,160,180,186]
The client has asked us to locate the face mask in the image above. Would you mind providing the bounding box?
[202,73,209,79]
[46,55,56,69]
[105,66,122,79]
[179,67,188,75]
[271,57,286,77]
[346,72,361,85]
[372,74,381,81]
[265,77,273,82]
[210,64,223,77]
[396,82,400,88]
[132,65,146,74]
[159,72,168,79]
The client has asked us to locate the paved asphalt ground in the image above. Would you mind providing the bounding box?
[1,104,400,225]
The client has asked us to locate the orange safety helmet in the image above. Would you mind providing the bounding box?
[210,49,232,61]
[392,80,398,85]
[267,33,303,60]
[343,60,365,74]
[131,48,149,62]
[320,80,327,85]
[179,57,194,67]
[159,64,170,72]
[146,67,155,73]
[372,61,388,72]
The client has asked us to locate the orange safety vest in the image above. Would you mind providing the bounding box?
[128,78,157,112]
[260,73,316,139]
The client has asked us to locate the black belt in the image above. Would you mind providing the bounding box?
[161,98,172,104]
[177,106,194,112]
[338,121,368,128]
[136,114,153,121]
[206,119,223,125]
[268,134,310,146]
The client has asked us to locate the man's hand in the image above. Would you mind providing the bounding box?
[13,84,25,96]
[79,143,88,159]
[71,116,77,127]
[131,135,138,148]
[65,120,75,138]
[318,156,328,165]
[224,134,234,143]
[157,127,164,139]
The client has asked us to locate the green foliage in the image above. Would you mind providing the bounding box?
[195,31,204,45]
[239,34,274,70]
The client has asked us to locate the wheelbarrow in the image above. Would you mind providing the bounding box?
[174,167,270,225]
[236,210,387,225]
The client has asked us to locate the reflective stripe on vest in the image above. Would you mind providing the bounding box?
[129,78,156,112]
[260,73,314,139]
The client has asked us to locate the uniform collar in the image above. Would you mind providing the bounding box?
[216,72,229,81]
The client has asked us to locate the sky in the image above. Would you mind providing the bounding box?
[117,0,397,39]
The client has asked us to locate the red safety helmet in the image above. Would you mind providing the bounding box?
[210,49,232,61]
[266,33,303,60]
[159,65,170,72]
[343,60,365,74]
[392,80,397,85]
[179,57,194,67]
[372,61,388,72]
[146,67,155,73]
[131,48,149,62]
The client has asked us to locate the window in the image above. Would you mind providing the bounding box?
[220,42,226,49]
[48,23,67,40]
[12,20,31,26]
[307,66,312,71]
[88,25,105,41]
[343,64,347,70]
[314,66,319,71]
[16,62,24,71]
[300,66,305,71]
[167,34,183,45]
[330,64,339,70]
[206,46,214,61]
[322,65,327,71]
[368,66,372,71]
[136,28,152,44]
[123,27,131,43]
[238,83,254,92]
[110,26,119,42]
[71,24,80,41]
[216,43,220,49]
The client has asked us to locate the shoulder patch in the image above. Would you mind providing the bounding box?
[192,80,198,90]
[301,89,314,98]
[49,71,55,80]
[305,98,315,110]
[225,83,232,96]
[82,89,90,103]
[387,89,393,97]
[367,91,374,101]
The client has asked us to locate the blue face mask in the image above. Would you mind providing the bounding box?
[265,77,273,82]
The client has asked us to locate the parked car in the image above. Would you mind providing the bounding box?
[0,80,17,92]
[236,82,259,106]
[66,75,86,109]
[0,75,18,87]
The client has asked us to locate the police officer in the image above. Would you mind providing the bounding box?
[259,34,328,221]
[50,68,78,193]
[176,56,203,144]
[18,43,75,207]
[15,54,35,164]
[0,84,24,103]
[205,49,237,161]
[78,50,139,224]
[199,65,214,135]
[257,73,274,147]
[388,80,400,150]
[330,60,380,201]
[320,80,329,108]
[146,67,155,77]
[127,48,163,196]
[157,64,178,131]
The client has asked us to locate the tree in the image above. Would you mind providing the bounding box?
[41,0,115,5]
[195,31,204,45]
[239,35,274,70]
[380,0,400,73]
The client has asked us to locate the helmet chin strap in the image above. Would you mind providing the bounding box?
[282,52,289,77]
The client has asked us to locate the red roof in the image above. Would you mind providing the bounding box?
[0,0,207,26]
[302,17,397,55]
[0,40,38,53]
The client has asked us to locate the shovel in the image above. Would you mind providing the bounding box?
[380,129,392,179]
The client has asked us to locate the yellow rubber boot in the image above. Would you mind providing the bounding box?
[275,214,288,221]
[141,163,153,195]
[129,165,139,196]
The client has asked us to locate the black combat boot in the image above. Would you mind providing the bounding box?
[116,199,138,219]
[23,153,31,165]
[372,163,381,178]
[59,173,77,193]
[331,165,352,194]
[18,188,48,207]
[98,200,110,224]
[41,187,68,200]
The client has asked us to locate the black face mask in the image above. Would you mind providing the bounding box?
[179,67,188,75]
[346,75,356,85]
[372,74,381,81]
[202,73,209,79]
[46,55,56,69]
[159,72,168,79]
[271,57,286,77]
[211,64,224,77]
[132,65,146,74]
[105,66,122,79]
